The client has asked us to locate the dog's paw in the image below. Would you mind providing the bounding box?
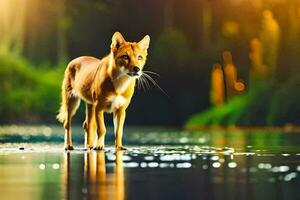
[94,146,105,151]
[83,146,94,151]
[116,146,127,151]
[64,145,74,151]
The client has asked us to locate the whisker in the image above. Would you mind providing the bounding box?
[140,76,147,92]
[141,75,151,90]
[138,79,142,90]
[142,73,169,97]
[136,79,141,90]
[143,70,161,77]
[138,77,144,91]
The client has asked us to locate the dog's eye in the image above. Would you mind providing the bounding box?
[137,55,143,60]
[121,55,129,60]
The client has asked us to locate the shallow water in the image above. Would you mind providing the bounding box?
[1,126,300,200]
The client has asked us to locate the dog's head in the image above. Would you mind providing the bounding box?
[110,32,150,78]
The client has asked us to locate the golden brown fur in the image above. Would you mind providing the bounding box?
[57,32,150,150]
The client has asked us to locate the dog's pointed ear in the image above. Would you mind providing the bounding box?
[138,35,150,51]
[111,32,125,50]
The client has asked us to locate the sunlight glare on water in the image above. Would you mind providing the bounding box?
[1,126,300,200]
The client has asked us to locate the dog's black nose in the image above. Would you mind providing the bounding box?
[133,66,140,73]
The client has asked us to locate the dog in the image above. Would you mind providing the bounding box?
[57,32,150,150]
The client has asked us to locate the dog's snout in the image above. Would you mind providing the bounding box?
[133,66,140,73]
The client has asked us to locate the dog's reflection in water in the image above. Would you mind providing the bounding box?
[63,151,125,200]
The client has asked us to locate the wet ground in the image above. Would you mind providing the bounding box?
[1,125,300,200]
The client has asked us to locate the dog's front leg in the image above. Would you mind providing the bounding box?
[83,103,97,149]
[95,109,106,150]
[113,108,127,150]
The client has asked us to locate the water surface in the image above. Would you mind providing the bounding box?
[1,126,300,200]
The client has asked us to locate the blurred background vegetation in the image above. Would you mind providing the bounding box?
[1,0,300,127]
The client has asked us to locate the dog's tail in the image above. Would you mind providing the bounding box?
[56,71,71,124]
[56,64,80,124]
[56,85,68,124]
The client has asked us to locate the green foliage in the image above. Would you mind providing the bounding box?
[0,53,62,122]
[267,74,300,125]
[234,83,273,125]
[186,82,278,127]
[186,94,248,127]
[186,76,300,127]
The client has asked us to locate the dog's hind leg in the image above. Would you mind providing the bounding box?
[64,95,80,150]
[57,64,81,150]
